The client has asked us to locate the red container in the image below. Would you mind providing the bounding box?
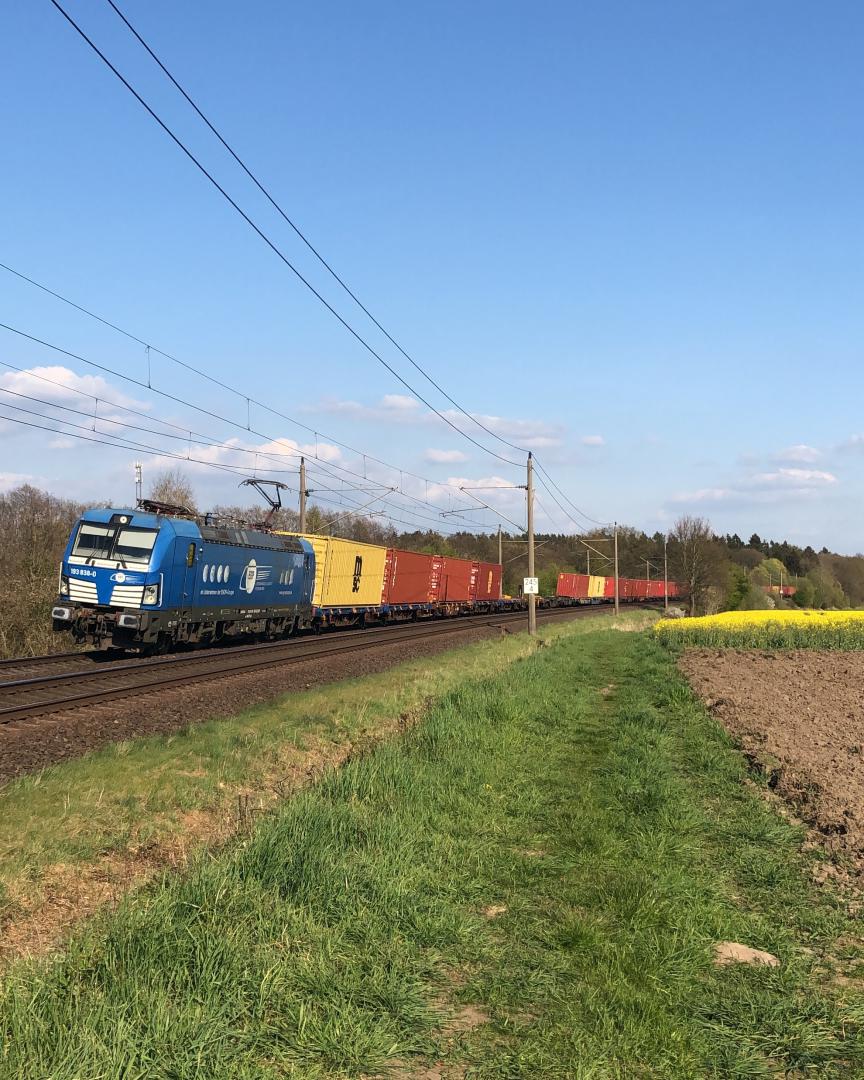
[440,557,476,602]
[621,578,636,599]
[383,549,441,605]
[475,561,502,601]
[603,576,615,598]
[557,573,591,599]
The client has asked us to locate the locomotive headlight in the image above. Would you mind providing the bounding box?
[142,583,160,606]
[59,573,70,597]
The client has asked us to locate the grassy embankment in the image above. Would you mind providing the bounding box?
[0,612,622,951]
[2,616,863,1077]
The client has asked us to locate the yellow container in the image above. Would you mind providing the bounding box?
[276,533,388,608]
[588,575,606,598]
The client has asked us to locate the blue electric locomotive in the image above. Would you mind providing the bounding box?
[52,507,315,651]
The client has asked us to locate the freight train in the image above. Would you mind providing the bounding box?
[51,504,683,651]
[556,573,683,603]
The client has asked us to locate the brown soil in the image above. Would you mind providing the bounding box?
[0,615,581,784]
[680,649,864,876]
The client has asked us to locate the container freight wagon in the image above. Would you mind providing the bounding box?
[383,550,504,612]
[557,572,684,605]
[474,561,503,602]
[439,557,477,604]
[556,573,591,602]
[276,532,388,623]
[764,584,797,598]
[556,573,606,603]
[382,549,440,607]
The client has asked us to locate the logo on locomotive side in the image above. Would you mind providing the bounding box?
[242,559,258,594]
[352,555,362,592]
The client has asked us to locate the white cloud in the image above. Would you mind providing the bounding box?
[0,471,36,493]
[751,467,837,487]
[670,466,838,509]
[254,437,342,464]
[48,437,75,450]
[670,487,735,504]
[443,409,563,449]
[0,366,148,413]
[310,396,564,449]
[424,448,469,464]
[149,434,342,476]
[380,394,420,411]
[580,434,605,447]
[775,443,821,463]
[314,395,421,422]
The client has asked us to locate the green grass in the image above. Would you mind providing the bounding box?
[0,613,621,924]
[1,623,861,1077]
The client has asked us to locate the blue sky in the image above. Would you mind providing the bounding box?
[2,1,863,549]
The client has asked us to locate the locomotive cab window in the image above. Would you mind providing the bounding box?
[70,522,158,566]
[114,528,158,566]
[71,523,114,559]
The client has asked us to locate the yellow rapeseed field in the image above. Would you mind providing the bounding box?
[653,608,864,649]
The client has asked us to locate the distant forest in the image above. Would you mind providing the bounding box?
[1,472,860,657]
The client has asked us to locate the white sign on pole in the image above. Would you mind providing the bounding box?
[523,577,539,595]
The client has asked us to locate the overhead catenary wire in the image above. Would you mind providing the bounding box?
[533,458,608,528]
[0,369,497,536]
[0,372,494,529]
[1,276,609,534]
[0,321,502,524]
[0,263,501,509]
[0,368,496,535]
[0,349,499,533]
[48,0,523,468]
[0,394,483,535]
[102,0,531,460]
[26,6,613,534]
[533,470,605,533]
[0,409,480,535]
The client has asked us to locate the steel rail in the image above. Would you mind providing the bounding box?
[0,607,589,724]
[0,650,92,672]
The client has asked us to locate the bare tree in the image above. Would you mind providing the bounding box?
[0,485,85,656]
[146,468,197,512]
[669,515,717,615]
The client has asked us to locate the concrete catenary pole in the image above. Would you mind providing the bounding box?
[527,452,536,636]
[134,461,142,505]
[299,456,307,533]
[664,536,669,612]
[613,521,620,616]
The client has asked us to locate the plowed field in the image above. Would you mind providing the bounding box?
[681,649,864,876]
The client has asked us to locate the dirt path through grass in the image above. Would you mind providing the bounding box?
[1,626,862,1077]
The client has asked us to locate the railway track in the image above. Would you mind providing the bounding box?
[0,606,591,725]
[0,649,105,680]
